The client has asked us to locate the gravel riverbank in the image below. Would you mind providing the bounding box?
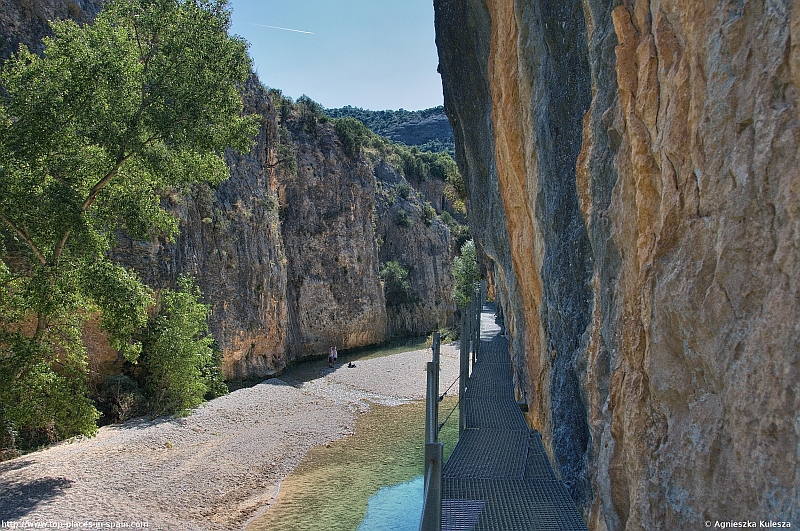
[0,343,459,530]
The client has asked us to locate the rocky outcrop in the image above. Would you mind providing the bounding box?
[374,161,455,336]
[435,0,800,529]
[382,111,454,149]
[114,77,290,379]
[276,118,388,358]
[0,0,103,60]
[115,84,457,373]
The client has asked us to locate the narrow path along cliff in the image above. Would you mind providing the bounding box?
[0,345,460,530]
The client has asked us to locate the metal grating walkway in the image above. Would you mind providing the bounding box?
[440,305,588,531]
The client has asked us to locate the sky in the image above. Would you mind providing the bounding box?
[228,0,444,111]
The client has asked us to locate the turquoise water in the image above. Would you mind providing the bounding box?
[357,476,424,531]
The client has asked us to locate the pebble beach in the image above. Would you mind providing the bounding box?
[0,343,459,530]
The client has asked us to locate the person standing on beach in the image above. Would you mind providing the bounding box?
[333,346,338,364]
[328,346,334,368]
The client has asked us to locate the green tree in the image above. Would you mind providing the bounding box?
[452,240,479,308]
[0,0,257,447]
[333,117,370,158]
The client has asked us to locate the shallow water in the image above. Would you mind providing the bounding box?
[357,476,423,531]
[246,397,459,531]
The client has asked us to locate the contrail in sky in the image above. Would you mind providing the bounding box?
[246,23,314,35]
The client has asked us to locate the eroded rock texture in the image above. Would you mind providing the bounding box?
[374,162,455,336]
[114,77,290,379]
[435,0,800,528]
[115,82,457,375]
[277,119,388,357]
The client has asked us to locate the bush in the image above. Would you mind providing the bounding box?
[380,261,411,306]
[422,203,436,226]
[334,117,370,158]
[396,208,411,227]
[396,182,411,200]
[139,275,225,415]
[297,94,323,134]
[452,240,480,308]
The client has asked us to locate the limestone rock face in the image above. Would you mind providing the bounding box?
[0,0,103,60]
[435,0,800,528]
[114,78,289,380]
[277,120,388,358]
[374,162,455,336]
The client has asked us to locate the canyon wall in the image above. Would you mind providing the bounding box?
[374,161,455,336]
[434,0,800,529]
[115,84,456,374]
[114,78,290,379]
[0,0,457,379]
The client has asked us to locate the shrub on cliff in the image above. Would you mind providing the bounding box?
[0,0,257,451]
[380,260,411,306]
[452,240,479,308]
[334,117,370,158]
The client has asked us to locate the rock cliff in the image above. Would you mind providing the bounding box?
[113,77,290,380]
[374,161,455,336]
[435,0,800,528]
[0,0,457,379]
[0,0,103,60]
[115,85,457,374]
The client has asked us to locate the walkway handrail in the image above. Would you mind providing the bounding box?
[420,333,443,531]
[420,285,485,531]
[419,441,443,531]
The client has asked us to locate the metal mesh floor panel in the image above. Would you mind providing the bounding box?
[442,499,486,531]
[443,429,529,479]
[463,397,528,430]
[436,306,588,530]
[443,479,588,531]
[524,432,558,480]
[465,362,514,398]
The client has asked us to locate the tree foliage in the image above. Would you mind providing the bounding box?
[139,275,221,415]
[452,240,479,308]
[324,105,456,156]
[0,0,256,449]
[334,117,370,158]
[380,260,411,306]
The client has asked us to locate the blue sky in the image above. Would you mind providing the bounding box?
[228,0,443,111]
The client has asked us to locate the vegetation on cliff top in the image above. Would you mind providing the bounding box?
[268,89,466,213]
[324,105,455,156]
[0,0,256,456]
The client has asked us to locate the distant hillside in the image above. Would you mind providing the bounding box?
[325,105,455,156]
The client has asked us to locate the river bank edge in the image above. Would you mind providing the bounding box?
[0,343,461,530]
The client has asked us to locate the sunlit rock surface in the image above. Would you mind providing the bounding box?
[434,0,800,528]
[0,0,456,379]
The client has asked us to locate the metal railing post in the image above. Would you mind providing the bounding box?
[459,312,469,436]
[420,442,443,531]
[432,333,439,439]
[421,333,443,531]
